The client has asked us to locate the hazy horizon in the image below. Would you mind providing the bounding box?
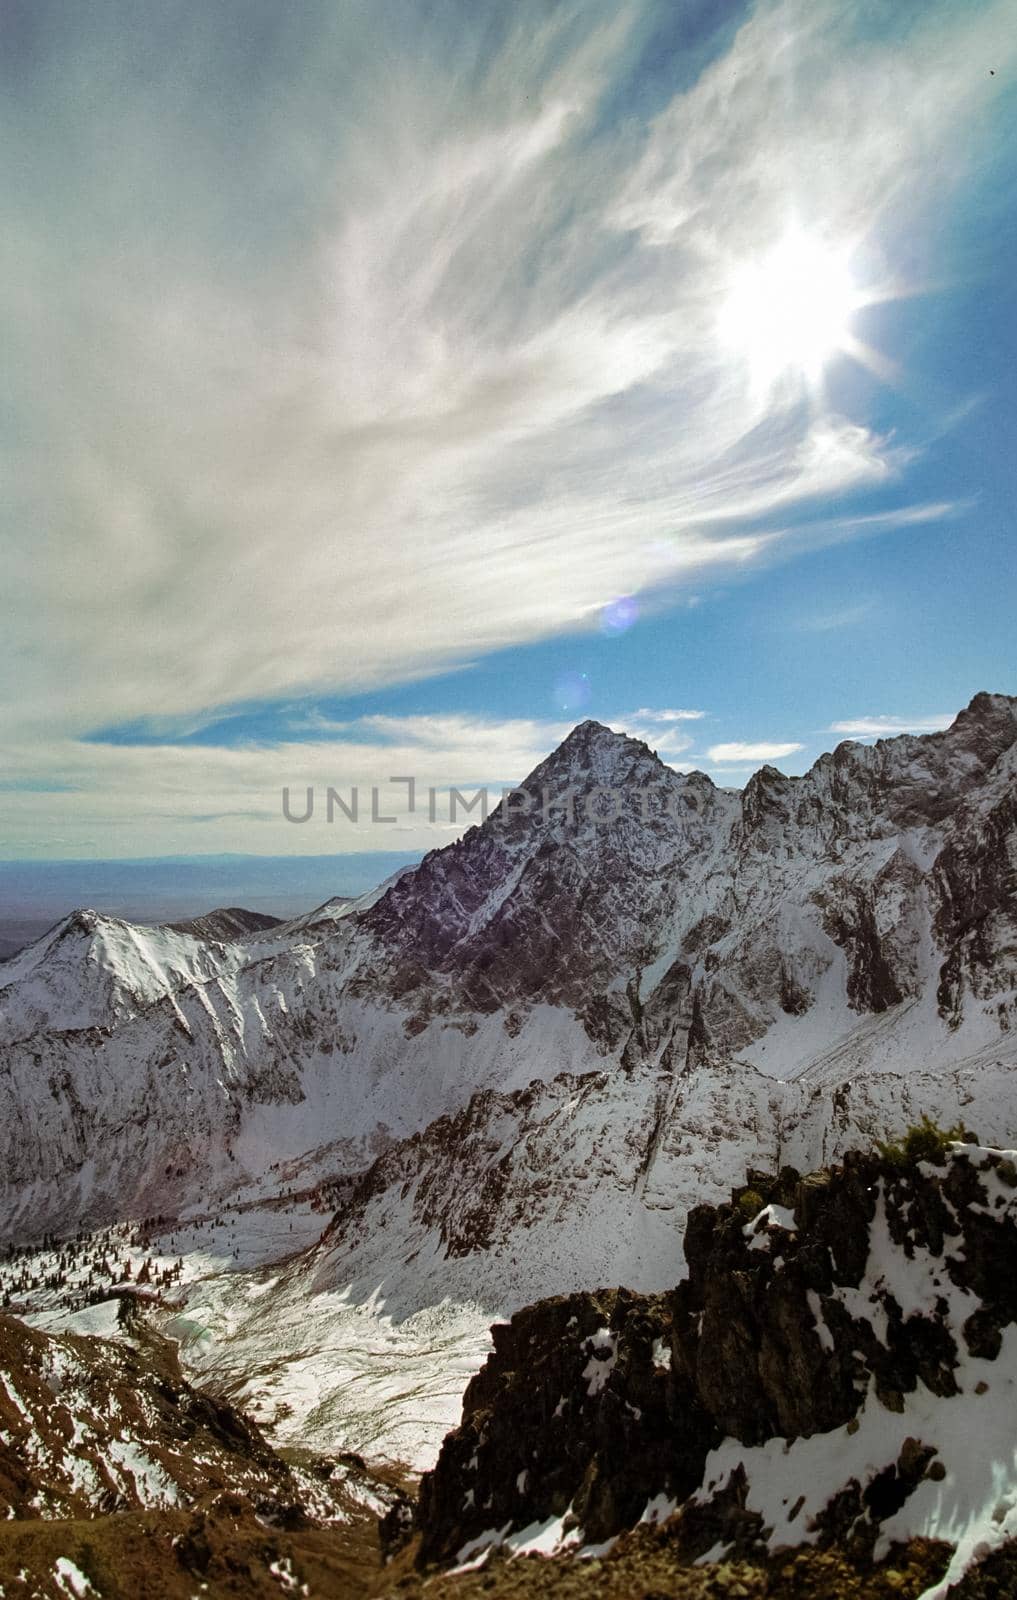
[0,851,424,959]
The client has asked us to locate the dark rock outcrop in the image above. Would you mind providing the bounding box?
[416,1289,708,1559]
[167,907,283,941]
[415,1139,1017,1568]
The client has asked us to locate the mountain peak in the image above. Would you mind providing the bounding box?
[0,904,234,1041]
[523,718,671,796]
[551,718,640,757]
[943,690,1017,762]
[1,907,112,979]
[956,688,1015,720]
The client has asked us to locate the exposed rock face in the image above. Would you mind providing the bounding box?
[934,746,1017,1027]
[361,721,731,1021]
[0,1304,365,1523]
[414,1288,697,1560]
[413,1138,1017,1583]
[673,1144,1017,1447]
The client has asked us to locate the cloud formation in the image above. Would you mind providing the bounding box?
[2,0,1012,766]
[707,740,805,763]
[630,708,705,723]
[829,714,956,738]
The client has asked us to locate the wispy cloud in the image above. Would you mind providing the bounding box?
[707,741,805,763]
[630,708,705,723]
[1,0,1012,754]
[610,706,708,759]
[797,601,875,633]
[829,713,956,738]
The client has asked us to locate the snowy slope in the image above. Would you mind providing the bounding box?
[36,1043,998,1478]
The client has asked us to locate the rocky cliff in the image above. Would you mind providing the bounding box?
[410,1133,1017,1598]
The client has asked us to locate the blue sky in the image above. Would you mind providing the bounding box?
[2,0,1015,860]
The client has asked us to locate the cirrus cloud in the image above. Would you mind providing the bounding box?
[707,740,805,763]
[829,713,956,738]
[1,0,1012,759]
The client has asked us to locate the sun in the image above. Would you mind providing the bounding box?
[719,228,862,391]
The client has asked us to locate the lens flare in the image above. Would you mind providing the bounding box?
[553,671,591,713]
[600,596,639,636]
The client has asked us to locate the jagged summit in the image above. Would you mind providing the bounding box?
[939,687,1017,764]
[509,716,679,804]
[738,689,1017,838]
[524,716,711,794]
[554,716,617,744]
[543,692,1017,804]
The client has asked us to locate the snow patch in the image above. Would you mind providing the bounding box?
[582,1329,618,1396]
[53,1558,96,1598]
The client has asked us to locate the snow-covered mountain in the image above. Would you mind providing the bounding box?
[1,690,1016,1250]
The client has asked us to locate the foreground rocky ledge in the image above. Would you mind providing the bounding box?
[402,1133,1017,1597]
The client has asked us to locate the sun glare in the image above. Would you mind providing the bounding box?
[720,229,861,390]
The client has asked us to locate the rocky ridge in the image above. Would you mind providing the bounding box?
[311,1050,1017,1315]
[1,693,1016,1242]
[408,1133,1017,1599]
[166,907,284,942]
